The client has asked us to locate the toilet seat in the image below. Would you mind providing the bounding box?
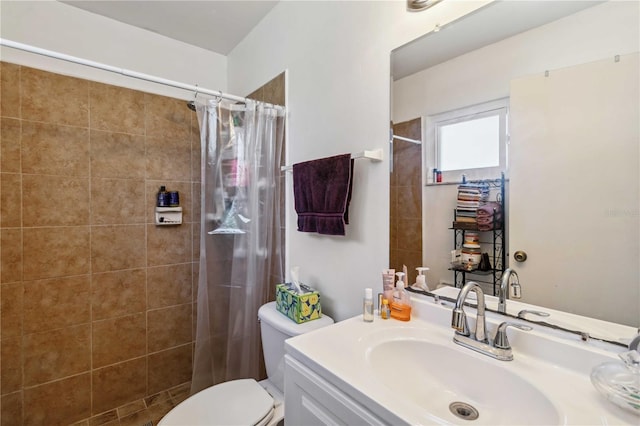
[159,379,275,426]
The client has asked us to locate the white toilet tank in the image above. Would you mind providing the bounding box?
[258,301,334,393]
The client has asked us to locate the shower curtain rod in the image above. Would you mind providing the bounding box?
[0,38,284,109]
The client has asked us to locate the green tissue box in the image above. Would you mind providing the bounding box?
[276,283,322,324]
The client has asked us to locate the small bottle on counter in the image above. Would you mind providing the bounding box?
[381,299,390,319]
[363,288,374,322]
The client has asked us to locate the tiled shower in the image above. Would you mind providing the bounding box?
[0,62,285,425]
[0,62,199,425]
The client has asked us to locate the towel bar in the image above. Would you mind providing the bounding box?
[281,149,383,172]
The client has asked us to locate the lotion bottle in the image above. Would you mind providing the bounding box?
[363,288,374,322]
[391,272,412,321]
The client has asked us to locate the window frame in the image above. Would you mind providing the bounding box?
[425,98,508,184]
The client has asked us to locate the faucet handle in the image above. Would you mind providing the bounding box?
[493,322,532,349]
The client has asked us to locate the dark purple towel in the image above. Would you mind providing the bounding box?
[293,154,354,236]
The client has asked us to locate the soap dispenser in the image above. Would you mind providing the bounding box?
[391,272,412,321]
[415,267,430,291]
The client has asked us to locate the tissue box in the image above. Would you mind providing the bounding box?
[275,283,322,324]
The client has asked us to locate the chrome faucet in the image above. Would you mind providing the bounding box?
[452,281,531,361]
[498,268,522,314]
[451,281,487,342]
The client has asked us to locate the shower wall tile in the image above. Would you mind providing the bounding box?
[147,303,192,353]
[1,336,22,394]
[91,269,146,320]
[145,139,191,181]
[0,173,21,228]
[1,391,23,426]
[1,282,23,338]
[22,174,90,227]
[144,94,190,141]
[92,313,146,368]
[90,130,146,179]
[91,178,145,225]
[91,225,146,273]
[192,221,200,261]
[22,226,90,281]
[1,118,21,173]
[146,224,191,266]
[147,263,192,309]
[89,82,145,135]
[23,324,90,386]
[20,67,89,128]
[0,62,20,119]
[190,115,201,182]
[21,121,90,177]
[147,344,192,395]
[92,357,147,415]
[22,275,90,334]
[23,373,91,426]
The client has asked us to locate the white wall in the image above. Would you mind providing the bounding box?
[228,0,491,321]
[392,0,640,292]
[0,0,227,99]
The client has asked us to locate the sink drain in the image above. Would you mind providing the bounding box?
[449,402,479,421]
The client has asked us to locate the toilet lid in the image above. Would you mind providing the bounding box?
[159,379,274,426]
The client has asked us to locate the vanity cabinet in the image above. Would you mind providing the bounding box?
[284,355,394,426]
[450,174,506,295]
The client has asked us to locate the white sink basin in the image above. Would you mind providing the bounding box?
[367,338,560,425]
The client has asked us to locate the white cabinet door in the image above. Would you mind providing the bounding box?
[508,54,639,326]
[284,355,393,426]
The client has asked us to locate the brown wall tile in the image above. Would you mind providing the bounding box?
[1,229,22,283]
[147,344,192,395]
[1,118,21,173]
[90,130,146,179]
[91,269,146,320]
[144,94,190,141]
[1,282,23,338]
[1,337,22,395]
[21,67,89,128]
[89,82,145,135]
[23,324,90,386]
[23,373,91,426]
[147,224,191,266]
[147,304,192,353]
[23,275,90,334]
[0,63,20,119]
[145,139,191,181]
[22,174,90,227]
[91,225,146,273]
[92,357,147,415]
[91,178,145,225]
[1,391,23,426]
[23,226,90,281]
[93,313,146,368]
[1,173,21,227]
[21,121,90,177]
[147,264,192,309]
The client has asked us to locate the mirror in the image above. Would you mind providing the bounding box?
[390,0,639,341]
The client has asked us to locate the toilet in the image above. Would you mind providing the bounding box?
[158,301,334,426]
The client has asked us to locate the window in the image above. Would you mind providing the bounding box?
[426,98,508,183]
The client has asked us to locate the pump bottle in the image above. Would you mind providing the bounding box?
[391,272,412,321]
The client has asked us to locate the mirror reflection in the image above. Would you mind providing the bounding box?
[390,0,639,340]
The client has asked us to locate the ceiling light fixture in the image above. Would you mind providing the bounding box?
[407,0,444,12]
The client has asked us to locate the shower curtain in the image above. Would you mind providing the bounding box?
[191,98,285,393]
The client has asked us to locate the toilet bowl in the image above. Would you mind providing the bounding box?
[158,301,334,426]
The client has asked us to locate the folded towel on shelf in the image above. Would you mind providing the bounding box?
[477,201,501,217]
[293,154,354,236]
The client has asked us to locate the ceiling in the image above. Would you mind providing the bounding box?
[392,0,603,80]
[60,0,279,55]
